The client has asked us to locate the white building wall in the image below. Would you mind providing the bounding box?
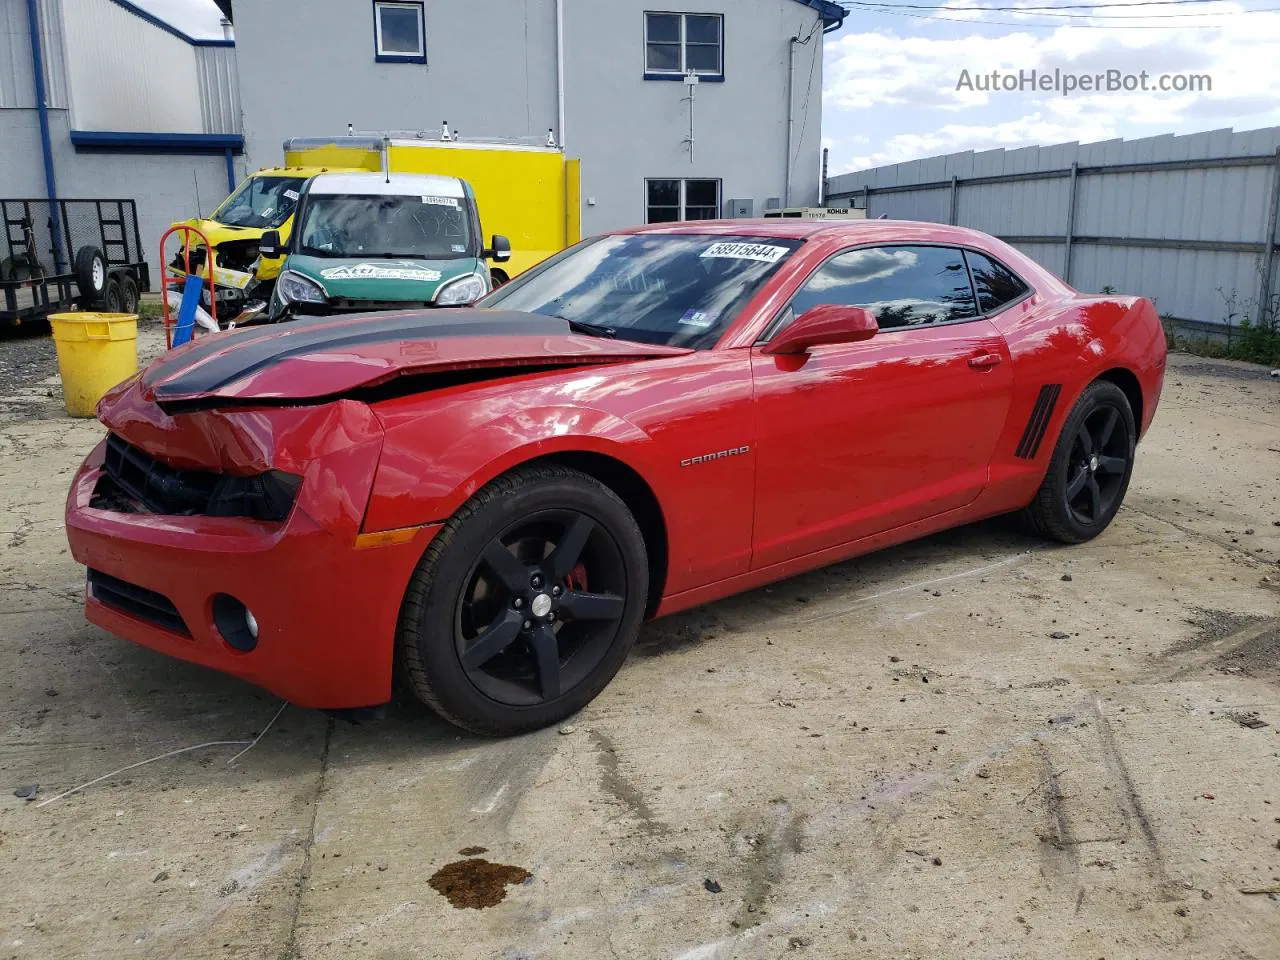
[60,0,204,132]
[233,0,828,233]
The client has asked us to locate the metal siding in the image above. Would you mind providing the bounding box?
[0,0,67,109]
[61,0,202,131]
[828,127,1280,327]
[196,44,240,135]
[871,186,948,223]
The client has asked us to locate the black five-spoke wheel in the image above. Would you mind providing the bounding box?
[1022,379,1137,544]
[1064,405,1129,525]
[460,512,628,706]
[398,464,648,735]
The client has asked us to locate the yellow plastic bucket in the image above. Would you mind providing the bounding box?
[49,313,139,418]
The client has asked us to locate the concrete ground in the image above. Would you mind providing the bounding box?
[1,324,1278,960]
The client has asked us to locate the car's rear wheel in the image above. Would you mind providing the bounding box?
[1021,380,1136,543]
[397,464,648,736]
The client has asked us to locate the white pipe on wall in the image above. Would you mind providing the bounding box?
[784,34,796,207]
[555,0,565,147]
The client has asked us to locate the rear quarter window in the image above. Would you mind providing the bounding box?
[965,250,1030,313]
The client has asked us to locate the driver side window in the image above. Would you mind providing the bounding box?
[788,245,978,330]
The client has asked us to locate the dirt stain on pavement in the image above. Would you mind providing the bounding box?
[427,858,531,909]
[1214,624,1280,682]
[590,730,666,834]
[733,801,806,929]
[1169,608,1270,655]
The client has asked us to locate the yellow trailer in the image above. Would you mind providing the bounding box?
[284,135,582,283]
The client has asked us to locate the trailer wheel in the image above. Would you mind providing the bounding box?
[74,246,108,300]
[118,274,140,314]
[101,277,124,313]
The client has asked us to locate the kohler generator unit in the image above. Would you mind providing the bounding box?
[763,206,867,220]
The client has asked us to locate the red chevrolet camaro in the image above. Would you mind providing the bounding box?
[65,220,1166,734]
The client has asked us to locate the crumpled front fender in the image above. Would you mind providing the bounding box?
[363,402,658,533]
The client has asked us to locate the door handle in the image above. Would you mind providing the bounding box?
[968,352,1003,369]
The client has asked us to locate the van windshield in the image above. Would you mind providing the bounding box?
[296,194,474,259]
[214,176,306,229]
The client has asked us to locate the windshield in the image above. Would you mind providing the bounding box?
[213,176,306,229]
[482,234,802,348]
[296,194,474,259]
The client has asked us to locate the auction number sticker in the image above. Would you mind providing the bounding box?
[422,195,459,207]
[700,241,789,263]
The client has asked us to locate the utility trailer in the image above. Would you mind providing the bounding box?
[1,199,150,325]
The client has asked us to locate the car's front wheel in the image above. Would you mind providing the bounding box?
[397,464,648,736]
[1021,379,1136,543]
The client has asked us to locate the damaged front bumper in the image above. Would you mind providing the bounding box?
[64,400,437,709]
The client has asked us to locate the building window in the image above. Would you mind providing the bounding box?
[644,13,723,80]
[374,1,426,63]
[646,179,721,223]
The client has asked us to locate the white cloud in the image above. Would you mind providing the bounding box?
[824,8,1280,171]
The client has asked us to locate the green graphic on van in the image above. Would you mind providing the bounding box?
[318,263,444,283]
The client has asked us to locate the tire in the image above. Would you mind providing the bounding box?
[1021,380,1136,544]
[100,276,124,313]
[398,464,649,736]
[74,245,108,300]
[489,268,509,289]
[118,274,140,314]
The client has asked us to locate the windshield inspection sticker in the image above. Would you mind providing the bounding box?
[678,308,714,328]
[422,195,459,207]
[319,263,443,282]
[451,244,466,253]
[700,241,789,263]
[283,189,299,201]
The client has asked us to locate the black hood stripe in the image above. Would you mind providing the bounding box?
[147,310,573,399]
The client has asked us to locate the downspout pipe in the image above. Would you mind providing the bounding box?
[555,0,565,148]
[25,0,65,272]
[785,34,796,208]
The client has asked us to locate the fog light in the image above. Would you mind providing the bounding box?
[213,594,259,652]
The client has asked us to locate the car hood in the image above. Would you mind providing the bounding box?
[106,309,692,410]
[288,253,479,303]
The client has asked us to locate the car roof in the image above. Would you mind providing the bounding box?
[614,218,1000,246]
[307,171,466,197]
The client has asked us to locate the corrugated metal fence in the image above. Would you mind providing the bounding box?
[826,128,1280,331]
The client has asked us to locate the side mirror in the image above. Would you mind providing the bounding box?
[761,304,879,355]
[485,234,512,263]
[258,230,284,259]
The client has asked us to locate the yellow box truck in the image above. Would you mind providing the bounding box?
[170,133,581,314]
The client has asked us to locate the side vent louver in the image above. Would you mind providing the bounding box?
[1015,384,1062,459]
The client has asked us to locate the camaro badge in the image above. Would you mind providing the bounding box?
[680,445,750,467]
[319,263,444,283]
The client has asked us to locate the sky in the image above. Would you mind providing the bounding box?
[134,0,1280,177]
[821,1,1280,174]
